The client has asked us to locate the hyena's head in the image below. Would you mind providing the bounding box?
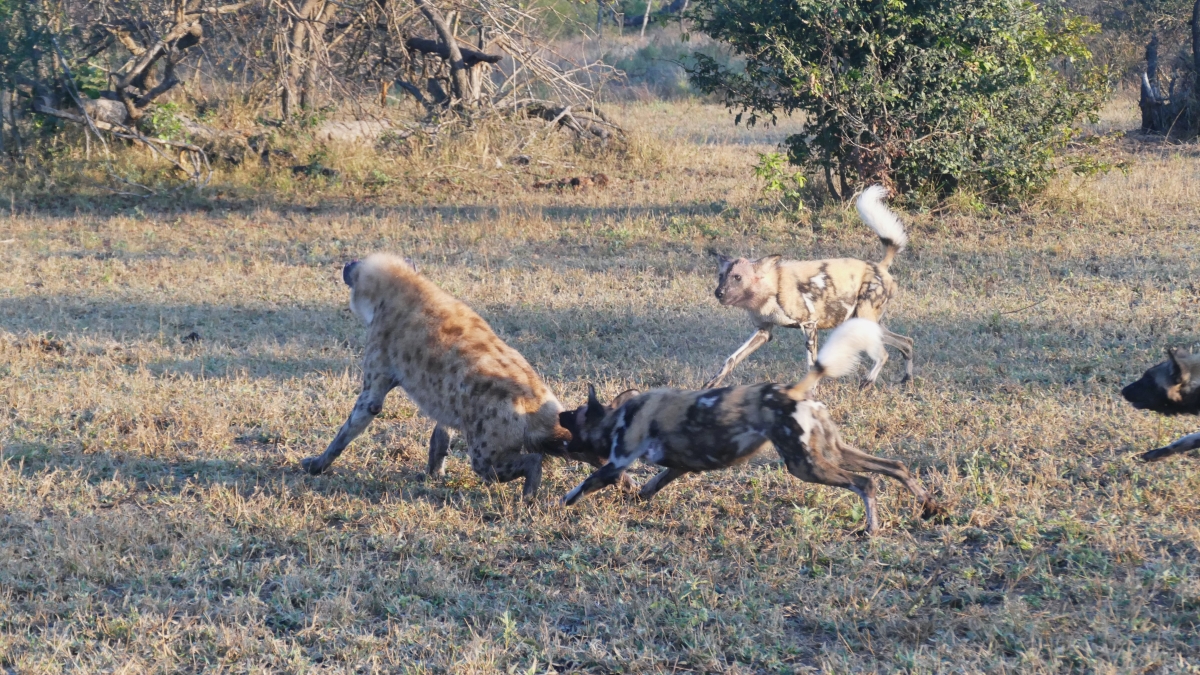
[558,385,640,460]
[341,256,417,326]
[1122,347,1200,416]
[712,253,779,309]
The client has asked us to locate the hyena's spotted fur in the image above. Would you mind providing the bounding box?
[561,320,941,535]
[301,253,572,498]
[1122,347,1200,462]
[706,185,913,388]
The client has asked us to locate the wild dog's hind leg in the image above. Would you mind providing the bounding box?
[1141,431,1200,462]
[303,374,394,475]
[881,327,914,385]
[638,467,688,500]
[775,434,881,534]
[427,424,452,477]
[705,328,772,389]
[834,438,940,519]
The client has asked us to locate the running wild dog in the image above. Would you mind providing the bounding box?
[705,185,913,389]
[301,253,574,498]
[1121,347,1200,462]
[559,319,941,535]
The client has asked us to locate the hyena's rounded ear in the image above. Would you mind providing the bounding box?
[585,384,606,423]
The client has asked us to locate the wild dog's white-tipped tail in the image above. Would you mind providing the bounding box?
[816,319,885,379]
[786,319,885,399]
[857,185,907,267]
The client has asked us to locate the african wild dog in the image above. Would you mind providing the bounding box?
[559,319,941,535]
[301,253,574,498]
[705,185,913,389]
[1121,347,1200,462]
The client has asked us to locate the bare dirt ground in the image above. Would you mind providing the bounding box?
[1,95,1199,673]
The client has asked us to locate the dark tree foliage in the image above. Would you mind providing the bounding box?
[688,0,1111,200]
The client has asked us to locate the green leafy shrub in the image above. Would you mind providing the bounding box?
[688,0,1111,200]
[753,151,807,216]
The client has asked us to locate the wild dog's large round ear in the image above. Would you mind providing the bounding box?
[342,260,360,286]
[1168,347,1190,382]
[585,384,606,423]
[753,254,782,270]
[610,389,641,407]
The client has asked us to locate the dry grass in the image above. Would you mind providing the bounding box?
[1,96,1199,673]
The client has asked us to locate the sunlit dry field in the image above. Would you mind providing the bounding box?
[1,97,1199,673]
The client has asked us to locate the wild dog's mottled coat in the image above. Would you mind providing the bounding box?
[706,185,913,388]
[301,253,571,497]
[1122,347,1200,462]
[561,320,940,534]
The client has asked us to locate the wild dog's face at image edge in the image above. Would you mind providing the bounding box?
[714,255,774,308]
[1122,348,1200,415]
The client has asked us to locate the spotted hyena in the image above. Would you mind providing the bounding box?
[560,319,941,535]
[1122,347,1200,462]
[706,185,913,388]
[301,253,575,498]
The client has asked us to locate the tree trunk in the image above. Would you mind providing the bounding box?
[1192,0,1200,80]
[282,0,330,119]
[415,0,472,108]
[641,0,653,37]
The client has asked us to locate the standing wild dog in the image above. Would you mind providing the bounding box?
[559,319,941,535]
[1121,347,1200,462]
[705,185,913,389]
[301,253,575,498]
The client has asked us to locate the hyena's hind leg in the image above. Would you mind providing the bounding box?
[1141,431,1200,462]
[427,424,453,477]
[881,327,914,385]
[833,438,940,519]
[302,374,394,475]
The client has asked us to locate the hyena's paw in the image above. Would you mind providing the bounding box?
[300,456,328,475]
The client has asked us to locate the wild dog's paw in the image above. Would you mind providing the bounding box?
[300,456,327,475]
[921,500,945,520]
[1139,446,1174,462]
[562,485,585,506]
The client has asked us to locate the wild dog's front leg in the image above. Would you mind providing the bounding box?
[564,432,663,505]
[705,328,772,389]
[427,424,453,477]
[302,375,394,475]
[1141,431,1200,462]
[638,467,687,500]
[805,326,819,367]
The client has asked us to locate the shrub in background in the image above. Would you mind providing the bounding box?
[688,0,1111,200]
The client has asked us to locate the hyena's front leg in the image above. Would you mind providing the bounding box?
[302,375,393,476]
[427,424,453,477]
[470,448,545,500]
[1141,431,1200,462]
